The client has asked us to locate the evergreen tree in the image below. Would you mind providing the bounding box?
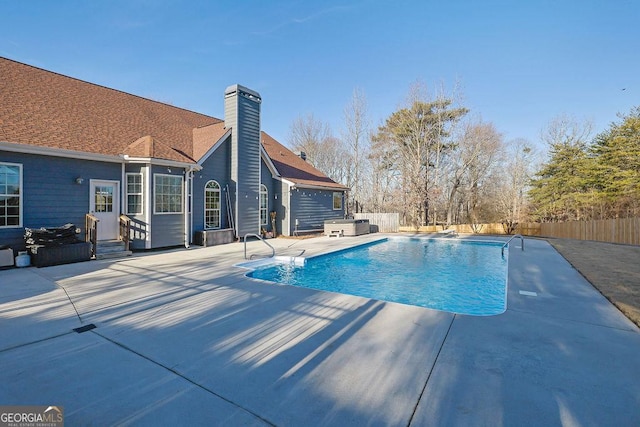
[529,141,593,221]
[591,107,640,217]
[529,117,594,221]
[530,108,640,221]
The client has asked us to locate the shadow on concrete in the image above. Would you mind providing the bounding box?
[2,237,639,426]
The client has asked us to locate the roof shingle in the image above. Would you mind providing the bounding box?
[0,57,346,190]
[0,57,219,163]
[261,132,348,190]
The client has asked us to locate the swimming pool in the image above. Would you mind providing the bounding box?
[247,237,508,316]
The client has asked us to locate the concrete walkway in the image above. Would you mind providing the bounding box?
[1,235,639,426]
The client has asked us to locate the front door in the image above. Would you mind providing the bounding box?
[90,180,120,240]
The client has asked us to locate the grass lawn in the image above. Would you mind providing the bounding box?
[549,238,640,328]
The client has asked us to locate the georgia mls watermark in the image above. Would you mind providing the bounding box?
[0,406,63,427]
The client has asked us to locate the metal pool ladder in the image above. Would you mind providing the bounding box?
[244,233,275,260]
[502,234,524,257]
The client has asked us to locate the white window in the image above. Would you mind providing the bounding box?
[260,184,268,225]
[126,173,143,215]
[94,185,114,212]
[333,192,343,210]
[204,180,221,229]
[0,162,22,228]
[154,174,183,214]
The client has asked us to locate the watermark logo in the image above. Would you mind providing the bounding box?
[0,406,63,427]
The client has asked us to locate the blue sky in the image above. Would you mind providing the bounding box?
[2,1,638,149]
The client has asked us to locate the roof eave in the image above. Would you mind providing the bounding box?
[260,145,281,177]
[1,141,200,169]
[0,141,124,163]
[290,182,349,191]
[121,155,201,170]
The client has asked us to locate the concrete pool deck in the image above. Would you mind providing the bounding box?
[1,235,639,426]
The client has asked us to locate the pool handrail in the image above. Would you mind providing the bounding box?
[244,233,275,260]
[502,234,524,257]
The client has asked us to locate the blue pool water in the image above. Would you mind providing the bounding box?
[247,237,508,316]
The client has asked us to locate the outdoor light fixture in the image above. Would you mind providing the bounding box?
[75,177,84,184]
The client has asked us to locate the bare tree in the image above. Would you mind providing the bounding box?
[342,88,370,213]
[424,80,466,226]
[288,113,350,185]
[443,120,503,225]
[540,115,593,148]
[288,113,331,161]
[496,138,538,232]
[315,135,351,185]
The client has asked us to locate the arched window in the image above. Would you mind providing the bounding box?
[260,184,268,226]
[204,181,221,229]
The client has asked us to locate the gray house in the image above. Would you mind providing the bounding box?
[0,57,347,257]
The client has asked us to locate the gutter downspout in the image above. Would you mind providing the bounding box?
[286,187,291,236]
[121,160,126,216]
[235,177,239,241]
[184,167,194,248]
[145,164,151,249]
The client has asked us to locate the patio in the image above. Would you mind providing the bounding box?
[0,235,638,426]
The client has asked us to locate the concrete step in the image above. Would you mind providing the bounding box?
[95,240,133,260]
[96,250,132,260]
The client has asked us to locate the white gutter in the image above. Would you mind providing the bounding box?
[279,177,294,186]
[121,160,126,216]
[273,176,347,192]
[189,169,193,248]
[285,186,291,236]
[291,183,350,191]
[144,164,152,249]
[0,142,203,171]
[1,141,124,163]
[121,155,202,170]
[235,178,239,240]
[184,167,195,248]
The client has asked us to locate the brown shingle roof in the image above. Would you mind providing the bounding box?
[193,122,228,161]
[0,57,347,190]
[0,57,219,163]
[261,131,348,190]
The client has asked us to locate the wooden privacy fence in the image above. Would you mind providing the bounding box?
[355,213,639,245]
[398,222,542,236]
[353,213,400,233]
[540,217,640,246]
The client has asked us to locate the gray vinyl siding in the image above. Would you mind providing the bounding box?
[290,189,345,231]
[225,86,261,238]
[193,136,232,233]
[235,96,261,237]
[150,165,185,248]
[0,151,121,250]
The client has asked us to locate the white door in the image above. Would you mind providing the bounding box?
[90,180,120,240]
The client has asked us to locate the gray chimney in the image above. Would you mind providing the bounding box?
[224,84,262,237]
[298,151,307,161]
